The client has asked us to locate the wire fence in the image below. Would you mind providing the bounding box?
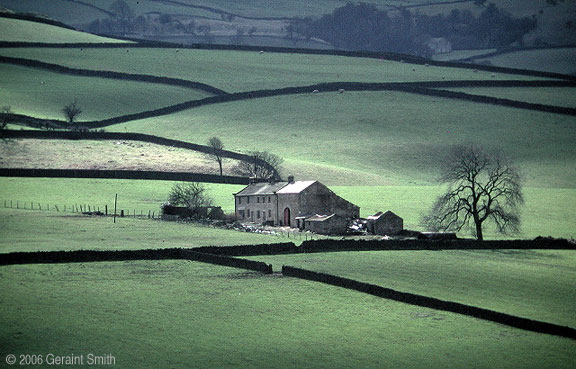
[1,199,323,241]
[2,199,160,219]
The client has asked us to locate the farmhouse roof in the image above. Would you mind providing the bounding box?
[235,181,288,196]
[305,214,337,222]
[367,210,401,220]
[276,181,316,194]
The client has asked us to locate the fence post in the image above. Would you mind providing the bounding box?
[105,205,108,216]
[39,203,42,210]
[114,194,117,223]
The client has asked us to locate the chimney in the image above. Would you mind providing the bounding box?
[249,177,257,184]
[268,176,276,184]
[288,175,295,183]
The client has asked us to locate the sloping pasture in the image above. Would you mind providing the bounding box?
[0,63,212,121]
[1,260,575,368]
[0,47,548,93]
[252,250,576,327]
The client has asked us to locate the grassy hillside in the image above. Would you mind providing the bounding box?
[0,47,546,93]
[0,178,243,214]
[0,63,212,121]
[253,250,576,327]
[0,139,242,174]
[475,48,576,75]
[107,90,576,188]
[1,178,574,239]
[0,209,274,252]
[442,87,576,108]
[0,16,127,43]
[1,260,575,368]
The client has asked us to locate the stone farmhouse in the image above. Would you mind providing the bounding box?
[234,176,359,231]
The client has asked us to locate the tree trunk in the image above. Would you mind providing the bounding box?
[218,158,223,176]
[475,218,484,241]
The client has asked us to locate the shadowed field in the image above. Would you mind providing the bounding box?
[1,260,575,368]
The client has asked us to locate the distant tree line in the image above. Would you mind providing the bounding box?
[85,0,214,38]
[289,2,537,57]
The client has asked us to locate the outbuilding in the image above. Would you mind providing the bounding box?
[304,214,349,235]
[366,211,403,235]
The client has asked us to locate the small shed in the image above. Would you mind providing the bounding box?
[304,214,349,235]
[366,211,403,235]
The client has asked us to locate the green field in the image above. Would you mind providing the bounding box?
[431,48,496,62]
[1,260,575,368]
[1,178,575,240]
[0,139,242,174]
[107,91,576,188]
[475,48,576,75]
[443,87,576,108]
[0,17,126,43]
[0,47,545,93]
[252,250,576,327]
[0,63,211,121]
[0,178,243,213]
[0,209,276,252]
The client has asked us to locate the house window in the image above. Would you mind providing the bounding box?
[257,197,259,203]
[238,197,242,204]
[268,196,271,203]
[268,210,272,218]
[247,197,250,204]
[246,209,250,218]
[257,210,261,219]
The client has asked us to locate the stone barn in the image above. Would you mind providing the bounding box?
[366,211,403,235]
[234,176,359,231]
[304,214,349,235]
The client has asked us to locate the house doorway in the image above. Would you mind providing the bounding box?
[283,208,291,227]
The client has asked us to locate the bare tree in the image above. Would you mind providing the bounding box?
[234,151,283,179]
[62,100,82,125]
[206,137,225,176]
[0,106,13,130]
[168,182,213,208]
[422,145,523,240]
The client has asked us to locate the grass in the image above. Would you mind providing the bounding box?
[252,250,576,327]
[476,48,576,75]
[442,87,576,108]
[1,178,575,240]
[0,209,277,252]
[1,260,575,368]
[432,48,497,61]
[0,17,127,43]
[0,63,212,121]
[0,47,547,93]
[332,186,576,240]
[107,90,576,188]
[0,139,242,174]
[0,177,244,213]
